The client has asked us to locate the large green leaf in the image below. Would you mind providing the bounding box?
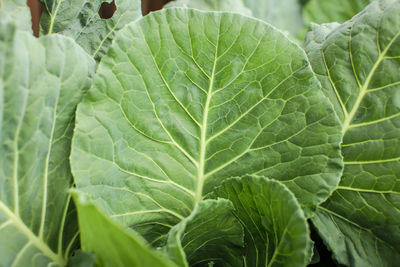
[40,0,141,61]
[242,0,303,36]
[164,199,244,266]
[70,8,342,246]
[72,192,177,267]
[164,0,252,16]
[0,22,95,266]
[0,0,32,32]
[303,0,373,25]
[304,0,400,265]
[208,176,310,267]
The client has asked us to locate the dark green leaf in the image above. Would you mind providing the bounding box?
[208,176,310,267]
[164,199,244,267]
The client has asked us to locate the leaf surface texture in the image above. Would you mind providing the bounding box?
[304,0,400,265]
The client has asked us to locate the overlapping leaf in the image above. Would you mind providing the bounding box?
[208,176,310,267]
[40,0,142,61]
[164,199,244,266]
[73,193,177,267]
[304,0,400,265]
[0,21,95,266]
[70,8,342,248]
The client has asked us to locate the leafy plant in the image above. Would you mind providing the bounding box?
[70,6,342,265]
[0,0,399,266]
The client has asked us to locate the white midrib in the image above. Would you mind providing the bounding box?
[342,30,400,133]
[0,202,66,266]
[195,24,220,203]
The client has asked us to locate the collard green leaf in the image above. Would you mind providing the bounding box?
[164,0,252,17]
[303,0,373,25]
[304,0,400,265]
[70,8,342,246]
[241,0,303,36]
[40,0,142,61]
[0,22,95,266]
[73,193,177,267]
[164,199,244,267]
[208,176,310,267]
[0,0,32,32]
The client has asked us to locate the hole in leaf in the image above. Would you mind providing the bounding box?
[99,0,116,19]
[27,0,44,37]
[142,0,172,15]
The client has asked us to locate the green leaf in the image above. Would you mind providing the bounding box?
[164,0,252,17]
[72,192,178,267]
[303,0,373,25]
[208,176,310,267]
[0,0,32,32]
[0,22,95,266]
[70,8,342,245]
[164,199,244,266]
[40,0,142,61]
[304,0,400,266]
[241,0,303,36]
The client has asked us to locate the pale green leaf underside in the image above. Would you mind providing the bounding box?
[164,199,244,266]
[166,0,303,36]
[305,0,400,265]
[71,8,342,245]
[165,0,252,17]
[0,22,95,266]
[303,0,373,25]
[73,193,177,267]
[208,176,310,267]
[0,0,32,32]
[241,0,303,35]
[40,0,142,61]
